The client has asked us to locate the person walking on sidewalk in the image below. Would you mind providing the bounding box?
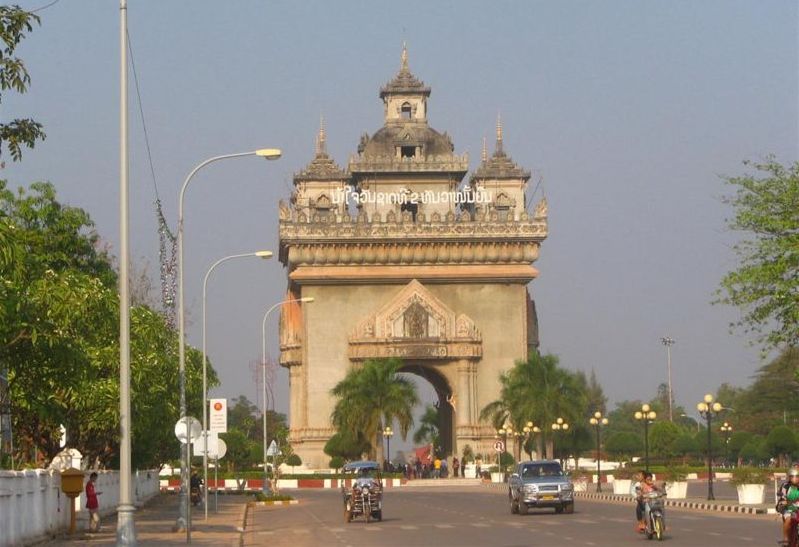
[85,472,102,532]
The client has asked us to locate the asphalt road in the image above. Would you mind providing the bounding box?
[243,486,781,546]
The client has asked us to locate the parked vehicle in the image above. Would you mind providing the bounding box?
[508,460,574,515]
[342,461,383,523]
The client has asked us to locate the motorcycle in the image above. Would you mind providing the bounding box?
[643,491,666,541]
[190,485,203,507]
[342,461,383,523]
[777,504,799,547]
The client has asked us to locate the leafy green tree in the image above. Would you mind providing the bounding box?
[739,436,769,465]
[649,421,681,461]
[765,425,798,467]
[324,431,371,461]
[330,358,418,462]
[673,434,699,464]
[220,429,258,472]
[727,431,754,465]
[286,454,302,473]
[329,456,344,472]
[605,431,639,463]
[716,158,799,350]
[0,6,46,161]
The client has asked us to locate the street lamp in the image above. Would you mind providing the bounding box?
[383,426,394,470]
[200,250,272,518]
[589,411,609,492]
[551,418,569,466]
[634,404,657,472]
[522,421,541,460]
[720,422,733,467]
[497,426,510,481]
[660,337,675,421]
[175,148,281,533]
[261,297,313,494]
[697,394,723,500]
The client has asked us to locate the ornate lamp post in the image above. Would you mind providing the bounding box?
[497,426,510,480]
[720,422,733,467]
[697,394,723,500]
[660,336,675,421]
[551,418,569,467]
[634,404,657,472]
[382,426,394,470]
[522,421,541,460]
[589,411,609,492]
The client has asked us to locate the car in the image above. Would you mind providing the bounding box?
[341,461,383,523]
[508,460,574,515]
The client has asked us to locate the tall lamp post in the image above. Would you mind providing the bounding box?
[589,411,609,492]
[201,250,272,518]
[660,337,675,421]
[697,394,723,500]
[522,421,541,460]
[720,422,733,467]
[634,404,657,472]
[175,147,281,533]
[551,418,569,467]
[383,426,394,470]
[261,297,313,494]
[117,1,135,542]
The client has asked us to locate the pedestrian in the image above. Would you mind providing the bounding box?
[415,458,422,479]
[441,458,448,478]
[461,457,466,477]
[85,472,102,532]
[452,457,460,479]
[475,458,482,480]
[433,457,442,478]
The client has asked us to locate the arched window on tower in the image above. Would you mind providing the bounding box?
[401,102,412,120]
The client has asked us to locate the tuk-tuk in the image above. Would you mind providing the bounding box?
[342,460,383,523]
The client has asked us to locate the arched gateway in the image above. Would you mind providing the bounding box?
[278,47,548,468]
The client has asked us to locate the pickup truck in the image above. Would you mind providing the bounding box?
[508,460,574,515]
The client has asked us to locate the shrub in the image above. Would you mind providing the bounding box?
[730,466,770,486]
[613,467,636,480]
[663,466,689,482]
[329,456,345,471]
[253,492,294,502]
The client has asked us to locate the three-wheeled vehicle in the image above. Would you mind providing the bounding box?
[342,461,383,523]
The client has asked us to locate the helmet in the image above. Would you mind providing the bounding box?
[788,468,799,478]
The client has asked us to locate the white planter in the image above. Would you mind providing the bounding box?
[665,481,687,499]
[736,484,765,505]
[613,479,632,495]
[490,472,503,483]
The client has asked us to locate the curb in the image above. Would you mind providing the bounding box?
[237,502,249,547]
[247,500,299,506]
[575,492,767,514]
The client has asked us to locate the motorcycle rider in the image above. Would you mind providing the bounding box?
[632,470,646,532]
[777,467,799,545]
[190,470,204,506]
[638,472,664,532]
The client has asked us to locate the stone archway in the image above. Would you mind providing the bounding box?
[348,280,483,459]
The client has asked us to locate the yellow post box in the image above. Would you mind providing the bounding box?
[59,468,84,534]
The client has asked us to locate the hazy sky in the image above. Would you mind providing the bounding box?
[5,1,798,443]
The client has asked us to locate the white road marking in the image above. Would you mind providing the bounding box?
[471,523,490,527]
[435,524,454,529]
[400,525,418,530]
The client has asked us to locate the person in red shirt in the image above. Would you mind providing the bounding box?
[85,472,102,532]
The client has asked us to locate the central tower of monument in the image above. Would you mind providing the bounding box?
[278,47,548,467]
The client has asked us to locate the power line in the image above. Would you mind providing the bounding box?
[31,0,61,13]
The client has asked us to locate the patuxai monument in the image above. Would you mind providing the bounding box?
[278,47,548,467]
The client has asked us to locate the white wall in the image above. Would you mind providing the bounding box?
[0,469,159,547]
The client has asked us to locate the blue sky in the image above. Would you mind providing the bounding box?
[4,1,798,442]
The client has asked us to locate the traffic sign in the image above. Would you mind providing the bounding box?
[493,440,505,453]
[209,398,227,433]
[211,438,226,461]
[266,439,281,456]
[196,430,218,456]
[174,416,202,445]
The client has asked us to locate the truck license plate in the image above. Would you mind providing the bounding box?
[541,495,555,500]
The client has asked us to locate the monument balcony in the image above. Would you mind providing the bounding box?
[348,152,469,173]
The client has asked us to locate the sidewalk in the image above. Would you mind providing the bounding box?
[45,493,247,546]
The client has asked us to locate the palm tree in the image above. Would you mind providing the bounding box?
[331,358,419,462]
[480,351,587,459]
[413,405,441,454]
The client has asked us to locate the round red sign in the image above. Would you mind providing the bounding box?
[213,402,223,411]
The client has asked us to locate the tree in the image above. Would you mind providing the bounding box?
[480,351,588,459]
[649,421,681,461]
[673,434,699,464]
[323,431,371,461]
[739,436,769,465]
[330,358,418,462]
[605,432,639,463]
[329,456,344,472]
[286,454,302,473]
[716,158,799,350]
[765,425,798,467]
[727,431,754,465]
[220,429,258,472]
[412,405,441,448]
[0,6,46,161]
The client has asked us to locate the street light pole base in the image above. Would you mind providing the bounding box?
[116,503,137,545]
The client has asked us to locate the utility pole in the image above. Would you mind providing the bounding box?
[661,337,675,421]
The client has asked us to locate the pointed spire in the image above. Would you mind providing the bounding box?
[481,136,488,163]
[495,113,504,155]
[315,115,327,155]
[400,41,409,72]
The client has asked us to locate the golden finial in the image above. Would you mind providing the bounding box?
[401,41,409,72]
[496,113,504,154]
[481,136,488,163]
[315,115,326,155]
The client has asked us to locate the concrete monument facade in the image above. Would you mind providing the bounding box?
[278,47,548,467]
